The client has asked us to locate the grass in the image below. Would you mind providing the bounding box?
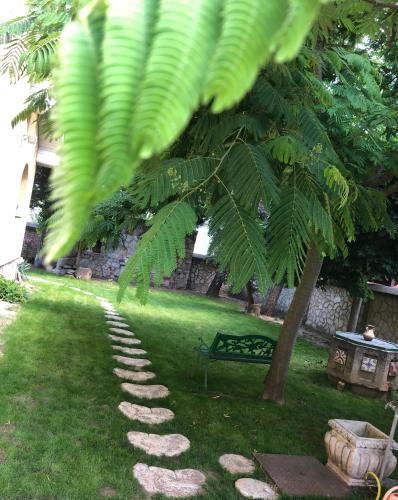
[0,270,392,499]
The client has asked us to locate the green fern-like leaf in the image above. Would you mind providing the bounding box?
[274,0,322,63]
[265,135,307,165]
[118,201,197,302]
[323,165,349,208]
[134,157,218,208]
[203,0,289,112]
[44,20,98,263]
[130,0,222,160]
[222,143,279,211]
[208,193,269,293]
[267,176,312,285]
[95,0,157,200]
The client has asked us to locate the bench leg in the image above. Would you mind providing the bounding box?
[204,362,209,391]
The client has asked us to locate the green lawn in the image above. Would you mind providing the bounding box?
[0,271,390,499]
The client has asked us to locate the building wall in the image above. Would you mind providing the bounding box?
[0,4,38,279]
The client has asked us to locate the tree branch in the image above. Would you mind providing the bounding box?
[363,0,398,10]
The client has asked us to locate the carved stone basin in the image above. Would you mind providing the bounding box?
[325,419,398,486]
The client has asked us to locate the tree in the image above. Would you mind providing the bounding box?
[2,0,398,404]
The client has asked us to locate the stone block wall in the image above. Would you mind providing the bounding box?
[365,291,398,342]
[187,256,217,293]
[22,224,41,264]
[305,286,352,335]
[78,231,142,280]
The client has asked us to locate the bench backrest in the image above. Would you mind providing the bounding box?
[209,332,276,360]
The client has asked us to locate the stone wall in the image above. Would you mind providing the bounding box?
[22,224,41,264]
[166,234,197,289]
[364,286,398,343]
[306,286,352,335]
[78,230,143,280]
[274,283,398,341]
[187,256,217,293]
[275,285,352,335]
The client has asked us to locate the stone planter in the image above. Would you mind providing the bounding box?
[325,419,398,486]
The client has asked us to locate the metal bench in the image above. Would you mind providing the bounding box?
[195,332,277,390]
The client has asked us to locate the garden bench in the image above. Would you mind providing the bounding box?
[195,332,277,390]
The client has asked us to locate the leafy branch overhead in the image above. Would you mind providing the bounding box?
[43,0,329,263]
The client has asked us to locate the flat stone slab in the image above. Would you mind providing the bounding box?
[133,463,206,498]
[109,328,135,336]
[119,402,174,424]
[112,345,147,356]
[109,335,141,345]
[114,368,156,382]
[112,356,151,368]
[127,431,190,457]
[235,478,278,499]
[121,383,169,399]
[106,320,129,328]
[219,454,255,474]
[254,454,349,498]
[105,314,124,321]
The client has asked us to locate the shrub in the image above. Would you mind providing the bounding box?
[0,277,28,303]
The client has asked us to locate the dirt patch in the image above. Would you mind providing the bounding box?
[9,394,37,408]
[99,486,118,497]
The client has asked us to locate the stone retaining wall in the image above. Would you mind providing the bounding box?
[187,256,217,293]
[275,284,398,342]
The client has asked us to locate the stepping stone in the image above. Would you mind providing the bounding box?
[112,345,147,356]
[106,320,129,328]
[121,383,169,399]
[109,327,135,336]
[114,368,156,382]
[112,356,151,368]
[105,314,124,321]
[127,431,190,457]
[133,463,206,498]
[109,335,141,345]
[235,478,279,499]
[96,296,107,300]
[82,291,94,296]
[118,402,173,424]
[219,454,255,474]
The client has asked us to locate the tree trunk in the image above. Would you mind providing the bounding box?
[206,272,226,297]
[347,297,363,332]
[262,243,323,404]
[246,281,255,312]
[261,284,283,316]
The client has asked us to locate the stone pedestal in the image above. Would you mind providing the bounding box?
[327,332,398,396]
[325,419,398,487]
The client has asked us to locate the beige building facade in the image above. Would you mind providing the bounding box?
[0,1,39,279]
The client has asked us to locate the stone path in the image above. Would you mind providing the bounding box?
[235,478,279,499]
[109,327,135,336]
[133,463,206,498]
[108,335,141,345]
[127,432,190,457]
[118,402,174,424]
[112,356,151,368]
[114,368,156,382]
[56,283,276,498]
[121,383,170,399]
[106,320,129,328]
[219,454,255,474]
[112,346,147,356]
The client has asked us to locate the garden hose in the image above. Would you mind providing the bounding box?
[364,471,381,500]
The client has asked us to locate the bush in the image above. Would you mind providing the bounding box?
[0,277,28,303]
